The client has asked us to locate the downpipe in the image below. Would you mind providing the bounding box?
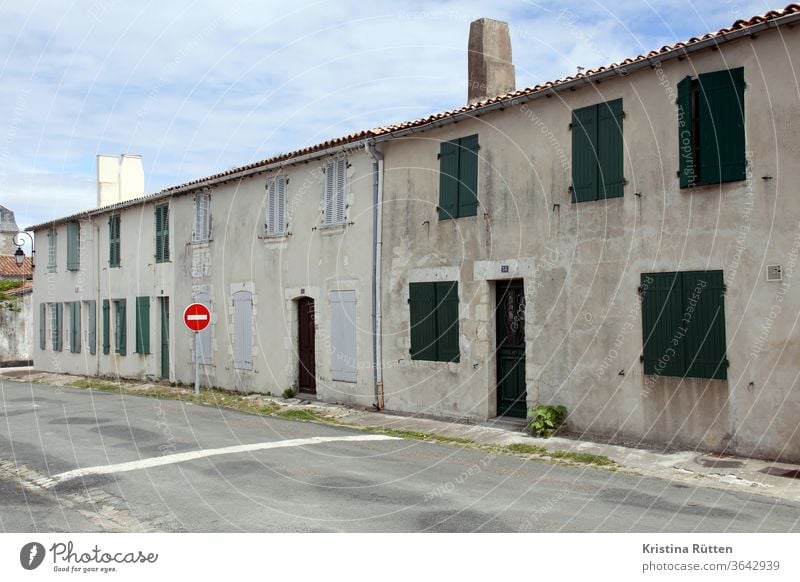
[365,139,384,410]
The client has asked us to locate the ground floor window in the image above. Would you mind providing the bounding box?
[408,281,460,363]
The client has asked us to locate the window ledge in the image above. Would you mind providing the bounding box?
[319,224,347,236]
[190,239,212,247]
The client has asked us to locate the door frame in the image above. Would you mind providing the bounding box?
[296,296,316,394]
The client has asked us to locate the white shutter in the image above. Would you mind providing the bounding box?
[324,160,335,225]
[330,290,357,382]
[194,290,213,364]
[334,158,346,225]
[276,175,286,235]
[232,290,252,369]
[194,193,210,242]
[266,179,277,235]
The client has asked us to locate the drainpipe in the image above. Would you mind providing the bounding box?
[94,217,101,376]
[365,139,384,410]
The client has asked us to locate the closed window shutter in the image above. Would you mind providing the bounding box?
[155,205,169,262]
[438,140,459,220]
[677,76,696,188]
[67,222,80,270]
[47,227,57,271]
[324,161,335,225]
[409,283,437,360]
[698,68,745,184]
[334,159,346,224]
[70,301,81,353]
[641,272,685,377]
[102,299,110,354]
[39,303,46,350]
[682,271,727,380]
[435,282,460,363]
[116,299,127,356]
[109,215,121,267]
[88,300,96,355]
[194,193,210,241]
[597,99,624,199]
[266,178,276,235]
[277,175,286,234]
[135,296,150,353]
[457,135,479,217]
[330,290,357,382]
[193,291,213,364]
[233,291,253,369]
[52,303,62,352]
[571,105,598,202]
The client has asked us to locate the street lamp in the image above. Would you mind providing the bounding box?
[13,231,34,271]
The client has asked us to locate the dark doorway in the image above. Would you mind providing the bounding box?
[495,280,527,418]
[297,297,316,393]
[159,297,169,380]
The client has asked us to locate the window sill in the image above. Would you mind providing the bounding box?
[259,233,289,241]
[570,194,625,205]
[319,224,347,236]
[190,239,213,247]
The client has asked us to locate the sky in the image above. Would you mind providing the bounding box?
[0,0,774,232]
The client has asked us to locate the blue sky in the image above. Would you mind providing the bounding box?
[0,0,773,230]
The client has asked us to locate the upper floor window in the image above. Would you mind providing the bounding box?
[193,191,211,242]
[323,158,346,226]
[265,175,287,236]
[66,221,80,271]
[47,226,57,272]
[571,98,624,202]
[678,67,745,188]
[109,214,121,267]
[438,134,478,219]
[155,203,170,262]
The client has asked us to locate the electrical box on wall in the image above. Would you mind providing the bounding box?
[766,265,783,281]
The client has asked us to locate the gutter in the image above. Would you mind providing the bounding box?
[365,139,385,410]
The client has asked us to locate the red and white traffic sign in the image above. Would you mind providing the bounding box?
[183,303,211,332]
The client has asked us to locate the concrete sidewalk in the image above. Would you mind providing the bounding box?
[3,367,799,503]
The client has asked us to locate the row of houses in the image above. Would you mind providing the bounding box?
[29,7,800,461]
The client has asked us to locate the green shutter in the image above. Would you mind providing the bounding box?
[135,296,150,353]
[435,282,460,363]
[70,301,81,353]
[52,303,62,352]
[571,105,598,202]
[677,76,696,188]
[155,204,169,262]
[409,282,437,360]
[597,99,624,199]
[102,299,110,354]
[641,272,685,377]
[88,300,96,355]
[67,222,80,270]
[109,215,121,267]
[682,271,727,380]
[438,141,459,220]
[39,303,46,350]
[457,134,479,217]
[698,68,745,184]
[116,299,127,355]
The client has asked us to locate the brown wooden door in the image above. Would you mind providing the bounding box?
[297,297,316,393]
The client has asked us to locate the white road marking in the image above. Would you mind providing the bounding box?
[49,434,398,485]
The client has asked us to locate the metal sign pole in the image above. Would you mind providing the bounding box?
[194,331,200,396]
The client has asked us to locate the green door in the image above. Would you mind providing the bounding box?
[160,297,169,379]
[496,280,527,418]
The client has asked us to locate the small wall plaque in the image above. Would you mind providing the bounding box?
[501,265,509,273]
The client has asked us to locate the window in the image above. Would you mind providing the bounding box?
[69,301,81,353]
[155,204,169,262]
[135,296,150,354]
[571,99,624,202]
[109,215,121,267]
[114,299,127,356]
[50,303,62,352]
[678,67,745,188]
[330,290,357,382]
[102,299,110,354]
[193,191,211,242]
[408,281,460,362]
[39,303,47,350]
[232,290,253,370]
[265,175,287,236]
[47,226,57,272]
[641,270,727,380]
[86,300,97,355]
[438,134,478,219]
[67,222,80,271]
[323,158,346,226]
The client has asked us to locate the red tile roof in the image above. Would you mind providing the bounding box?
[0,255,32,277]
[27,4,800,231]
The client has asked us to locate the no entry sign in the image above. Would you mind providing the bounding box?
[183,303,211,332]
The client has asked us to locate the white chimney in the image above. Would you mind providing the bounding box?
[468,18,516,104]
[97,154,144,207]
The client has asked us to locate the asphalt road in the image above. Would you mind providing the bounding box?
[2,379,800,533]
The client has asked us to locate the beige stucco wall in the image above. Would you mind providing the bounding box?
[379,27,800,461]
[0,287,32,362]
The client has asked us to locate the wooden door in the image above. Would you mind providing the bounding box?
[297,298,316,393]
[496,280,527,418]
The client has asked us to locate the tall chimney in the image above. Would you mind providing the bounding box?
[97,154,144,207]
[468,18,516,104]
